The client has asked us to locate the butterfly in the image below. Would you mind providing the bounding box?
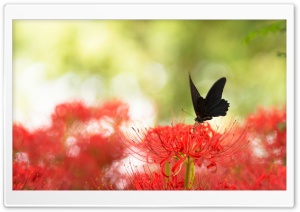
[189,75,230,123]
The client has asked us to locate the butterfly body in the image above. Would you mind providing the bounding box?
[189,75,229,123]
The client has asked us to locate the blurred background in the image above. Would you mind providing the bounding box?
[13,20,286,128]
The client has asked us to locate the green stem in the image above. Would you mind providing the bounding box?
[184,157,195,190]
[165,162,170,189]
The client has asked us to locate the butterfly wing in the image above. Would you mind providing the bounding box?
[205,77,227,110]
[189,75,203,113]
[189,75,210,122]
[189,75,229,122]
[209,99,229,116]
[205,77,229,116]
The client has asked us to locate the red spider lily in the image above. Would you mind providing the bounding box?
[13,162,46,190]
[130,172,185,190]
[13,100,286,190]
[196,106,287,190]
[243,164,286,190]
[126,121,250,187]
[246,107,286,164]
[123,164,185,190]
[13,100,130,190]
[195,161,286,190]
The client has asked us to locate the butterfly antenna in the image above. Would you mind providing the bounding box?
[181,109,194,118]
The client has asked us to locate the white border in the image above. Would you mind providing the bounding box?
[3,4,294,207]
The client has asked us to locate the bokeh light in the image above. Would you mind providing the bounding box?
[13,20,286,129]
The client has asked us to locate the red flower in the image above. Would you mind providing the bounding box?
[131,172,185,190]
[199,106,287,190]
[13,100,286,190]
[246,107,286,164]
[13,162,51,190]
[127,122,249,177]
[124,164,185,190]
[13,100,130,190]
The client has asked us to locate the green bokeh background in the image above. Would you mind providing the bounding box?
[13,20,286,125]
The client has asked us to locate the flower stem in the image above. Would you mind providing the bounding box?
[184,156,195,190]
[165,162,170,189]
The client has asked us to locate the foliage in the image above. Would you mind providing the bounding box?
[244,20,286,44]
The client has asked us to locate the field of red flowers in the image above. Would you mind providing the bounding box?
[13,100,286,190]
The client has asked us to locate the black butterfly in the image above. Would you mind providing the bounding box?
[189,75,230,123]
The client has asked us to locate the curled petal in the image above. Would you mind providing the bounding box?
[171,156,187,176]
